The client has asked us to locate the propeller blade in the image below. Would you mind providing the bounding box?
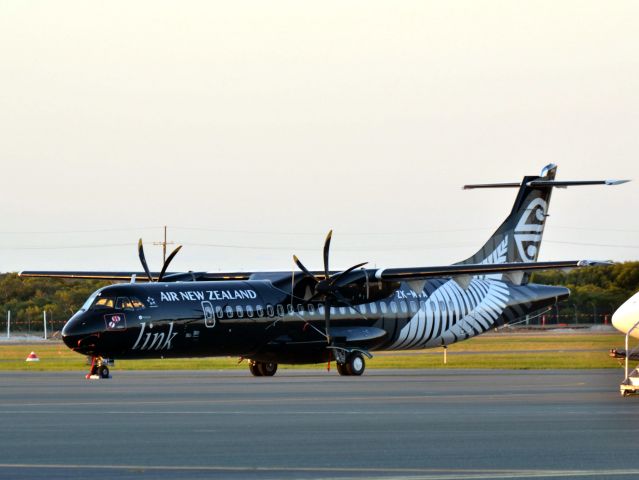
[137,239,154,282]
[322,230,332,280]
[324,299,331,345]
[293,255,319,283]
[328,262,368,288]
[158,245,183,282]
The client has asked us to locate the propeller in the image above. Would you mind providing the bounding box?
[138,238,183,282]
[293,230,367,344]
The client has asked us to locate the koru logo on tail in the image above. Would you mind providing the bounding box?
[515,198,547,262]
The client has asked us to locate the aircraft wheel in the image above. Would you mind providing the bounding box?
[258,362,278,376]
[98,365,110,379]
[248,361,263,377]
[346,352,365,376]
[336,362,350,376]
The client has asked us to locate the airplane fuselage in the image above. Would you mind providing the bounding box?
[62,277,569,364]
[612,291,639,339]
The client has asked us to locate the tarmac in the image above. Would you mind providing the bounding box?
[0,368,638,480]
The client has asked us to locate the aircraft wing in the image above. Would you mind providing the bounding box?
[373,260,609,282]
[18,260,607,284]
[18,271,253,281]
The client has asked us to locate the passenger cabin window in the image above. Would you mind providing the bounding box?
[370,303,378,314]
[256,305,264,317]
[267,305,275,317]
[246,305,254,318]
[225,306,233,318]
[236,306,244,318]
[216,306,224,318]
[276,305,284,317]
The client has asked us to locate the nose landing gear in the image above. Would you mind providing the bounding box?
[86,357,112,379]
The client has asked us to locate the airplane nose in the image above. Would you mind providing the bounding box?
[61,315,101,353]
[611,309,624,332]
[612,292,639,338]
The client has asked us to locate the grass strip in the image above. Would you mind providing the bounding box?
[0,333,629,371]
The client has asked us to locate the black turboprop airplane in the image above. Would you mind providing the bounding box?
[20,165,628,378]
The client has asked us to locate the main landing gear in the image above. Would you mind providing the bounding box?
[248,360,278,377]
[86,357,111,380]
[336,351,366,376]
[332,348,370,376]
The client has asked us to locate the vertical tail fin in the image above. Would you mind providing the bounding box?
[457,164,628,271]
[458,164,558,266]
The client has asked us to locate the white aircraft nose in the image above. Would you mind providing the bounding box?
[612,292,639,338]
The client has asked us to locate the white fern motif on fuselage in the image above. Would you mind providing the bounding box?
[388,237,510,350]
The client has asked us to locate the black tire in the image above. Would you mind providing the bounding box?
[249,361,263,376]
[258,362,278,376]
[98,365,110,379]
[336,362,350,376]
[346,352,365,376]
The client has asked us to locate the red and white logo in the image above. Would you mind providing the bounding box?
[105,313,127,330]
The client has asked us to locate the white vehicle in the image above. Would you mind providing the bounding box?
[611,292,639,396]
[612,292,639,339]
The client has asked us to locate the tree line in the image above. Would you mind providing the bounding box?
[0,262,638,333]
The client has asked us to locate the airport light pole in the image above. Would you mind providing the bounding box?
[43,311,47,340]
[6,311,9,339]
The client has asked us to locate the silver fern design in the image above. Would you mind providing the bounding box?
[389,237,510,350]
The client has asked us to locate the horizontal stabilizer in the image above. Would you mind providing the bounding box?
[464,179,630,189]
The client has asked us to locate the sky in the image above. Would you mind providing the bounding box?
[0,1,637,274]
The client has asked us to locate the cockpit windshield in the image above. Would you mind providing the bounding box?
[90,296,146,311]
[115,297,146,310]
[93,297,115,309]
